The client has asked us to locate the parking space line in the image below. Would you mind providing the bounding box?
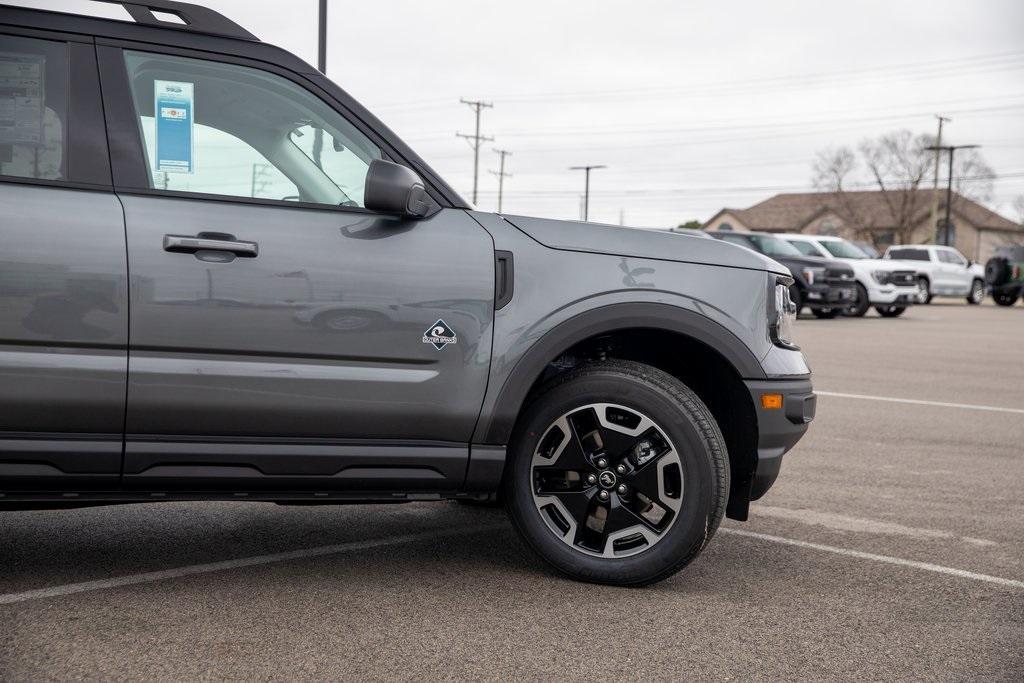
[721,528,1024,589]
[0,523,505,606]
[817,390,1024,415]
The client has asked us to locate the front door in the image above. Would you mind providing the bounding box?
[103,48,494,491]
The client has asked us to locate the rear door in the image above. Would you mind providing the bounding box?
[0,29,125,490]
[937,248,972,294]
[98,45,494,491]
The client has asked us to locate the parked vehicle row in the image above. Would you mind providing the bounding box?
[777,234,920,317]
[711,233,855,319]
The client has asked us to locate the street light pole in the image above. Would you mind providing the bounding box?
[925,144,980,246]
[570,165,606,222]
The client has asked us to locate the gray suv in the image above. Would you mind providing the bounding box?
[0,1,814,586]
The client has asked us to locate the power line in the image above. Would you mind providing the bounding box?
[374,50,1024,112]
[455,99,493,205]
[489,149,512,213]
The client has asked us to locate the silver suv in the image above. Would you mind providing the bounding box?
[0,0,814,586]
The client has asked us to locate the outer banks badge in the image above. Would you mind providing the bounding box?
[423,319,457,350]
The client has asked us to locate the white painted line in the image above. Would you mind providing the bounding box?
[817,390,1024,415]
[0,523,505,606]
[721,528,1024,590]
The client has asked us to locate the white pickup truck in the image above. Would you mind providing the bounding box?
[882,245,986,305]
[778,234,921,317]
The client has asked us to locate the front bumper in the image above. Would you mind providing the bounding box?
[866,282,919,305]
[744,377,815,501]
[804,282,856,308]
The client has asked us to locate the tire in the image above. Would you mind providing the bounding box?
[967,279,985,305]
[917,277,933,304]
[790,285,803,315]
[993,290,1020,307]
[811,308,839,319]
[874,305,906,317]
[843,283,871,317]
[985,258,1008,287]
[503,360,728,587]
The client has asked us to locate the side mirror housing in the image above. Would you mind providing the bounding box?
[364,159,431,218]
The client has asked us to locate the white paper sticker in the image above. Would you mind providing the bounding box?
[0,51,45,146]
[154,80,194,173]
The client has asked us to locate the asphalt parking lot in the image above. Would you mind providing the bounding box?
[1,302,1022,680]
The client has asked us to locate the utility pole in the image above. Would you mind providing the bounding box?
[456,99,493,205]
[489,149,512,213]
[251,163,273,198]
[929,115,951,240]
[312,0,328,169]
[925,143,980,246]
[569,164,606,222]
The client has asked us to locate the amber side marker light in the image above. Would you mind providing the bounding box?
[761,393,784,410]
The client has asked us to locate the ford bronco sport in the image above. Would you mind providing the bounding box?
[0,0,814,586]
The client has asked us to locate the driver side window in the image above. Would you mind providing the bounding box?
[122,50,382,207]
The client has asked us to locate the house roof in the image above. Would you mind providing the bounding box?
[710,190,1020,233]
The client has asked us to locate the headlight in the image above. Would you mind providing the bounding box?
[871,270,892,285]
[801,266,826,285]
[769,277,798,349]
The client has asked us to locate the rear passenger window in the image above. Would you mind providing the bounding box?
[889,248,929,261]
[0,34,67,181]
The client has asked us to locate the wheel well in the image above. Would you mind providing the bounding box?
[517,328,758,520]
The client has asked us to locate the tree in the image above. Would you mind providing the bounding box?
[677,220,702,230]
[1013,195,1024,226]
[812,129,995,246]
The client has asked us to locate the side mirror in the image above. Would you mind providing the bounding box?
[364,159,430,218]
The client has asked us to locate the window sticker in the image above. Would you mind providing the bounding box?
[0,51,45,146]
[154,80,194,173]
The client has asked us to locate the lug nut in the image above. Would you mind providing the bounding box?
[617,484,627,495]
[586,473,597,485]
[616,464,626,474]
[596,457,609,469]
[598,490,610,501]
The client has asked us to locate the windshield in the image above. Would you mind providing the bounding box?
[821,239,869,259]
[746,234,804,257]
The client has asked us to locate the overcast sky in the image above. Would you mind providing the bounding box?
[33,0,1024,226]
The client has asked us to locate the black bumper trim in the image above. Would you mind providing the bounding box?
[744,378,814,502]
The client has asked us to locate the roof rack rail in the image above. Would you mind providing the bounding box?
[82,0,258,41]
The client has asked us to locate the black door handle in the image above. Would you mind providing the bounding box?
[163,232,259,257]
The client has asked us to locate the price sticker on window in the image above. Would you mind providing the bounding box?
[154,80,194,173]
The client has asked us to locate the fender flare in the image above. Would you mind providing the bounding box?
[477,302,766,444]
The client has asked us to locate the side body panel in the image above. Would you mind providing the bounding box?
[0,185,128,488]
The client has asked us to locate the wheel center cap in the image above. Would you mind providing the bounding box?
[598,470,617,489]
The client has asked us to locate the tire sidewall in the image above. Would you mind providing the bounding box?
[504,367,720,584]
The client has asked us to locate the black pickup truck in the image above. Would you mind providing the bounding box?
[712,232,856,318]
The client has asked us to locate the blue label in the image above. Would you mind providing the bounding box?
[154,80,194,173]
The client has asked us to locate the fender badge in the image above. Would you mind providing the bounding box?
[423,319,457,350]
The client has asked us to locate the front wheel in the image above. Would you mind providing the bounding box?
[503,360,728,586]
[843,283,871,317]
[874,305,906,317]
[917,277,933,304]
[967,279,985,305]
